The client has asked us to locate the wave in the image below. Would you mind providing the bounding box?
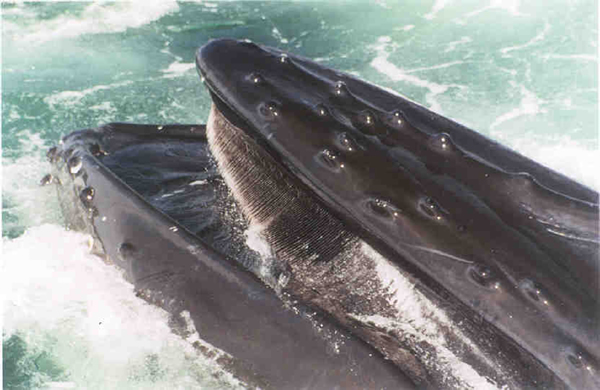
[3,2,179,45]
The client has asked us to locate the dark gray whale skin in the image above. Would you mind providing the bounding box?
[196,39,599,389]
[48,124,416,390]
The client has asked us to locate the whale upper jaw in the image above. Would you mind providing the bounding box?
[197,38,599,389]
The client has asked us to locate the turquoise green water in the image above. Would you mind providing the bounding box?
[2,1,597,388]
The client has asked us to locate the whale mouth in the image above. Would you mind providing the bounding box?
[47,38,599,390]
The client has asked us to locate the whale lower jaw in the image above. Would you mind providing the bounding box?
[49,122,421,390]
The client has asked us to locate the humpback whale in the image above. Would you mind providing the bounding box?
[49,38,599,389]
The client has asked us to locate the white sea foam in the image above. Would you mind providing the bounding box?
[424,0,453,20]
[88,101,119,123]
[375,0,392,9]
[244,224,284,285]
[358,243,501,390]
[444,36,473,52]
[394,24,415,31]
[500,22,550,56]
[44,80,134,108]
[490,132,599,191]
[2,131,63,234]
[177,311,242,387]
[186,1,219,12]
[403,60,466,73]
[88,101,115,112]
[2,225,244,389]
[1,2,36,17]
[161,61,196,79]
[4,2,179,45]
[490,82,547,129]
[462,0,525,21]
[245,224,273,261]
[541,53,597,62]
[370,36,464,113]
[272,27,289,44]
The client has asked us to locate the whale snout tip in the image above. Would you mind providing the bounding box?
[196,38,262,78]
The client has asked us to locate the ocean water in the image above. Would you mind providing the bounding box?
[2,1,597,389]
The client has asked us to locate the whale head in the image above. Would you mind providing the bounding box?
[197,38,600,390]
